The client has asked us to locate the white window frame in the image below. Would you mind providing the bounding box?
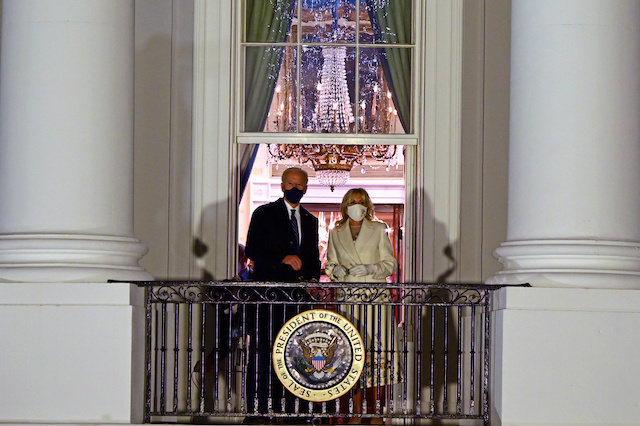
[191,0,463,282]
[235,0,418,145]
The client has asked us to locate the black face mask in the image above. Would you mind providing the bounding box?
[284,187,304,204]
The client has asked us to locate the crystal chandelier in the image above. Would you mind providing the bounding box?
[316,46,354,132]
[267,144,398,191]
[265,31,399,191]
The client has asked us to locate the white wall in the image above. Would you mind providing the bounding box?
[0,282,145,423]
[461,0,511,282]
[492,287,640,425]
[134,0,195,279]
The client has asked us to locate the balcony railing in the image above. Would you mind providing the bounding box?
[134,281,504,425]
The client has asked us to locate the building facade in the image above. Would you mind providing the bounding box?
[1,1,640,424]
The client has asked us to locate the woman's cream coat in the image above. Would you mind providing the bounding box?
[325,218,397,282]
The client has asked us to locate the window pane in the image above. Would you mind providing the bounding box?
[246,0,297,43]
[301,0,356,43]
[358,48,409,134]
[245,46,297,132]
[260,46,298,133]
[359,0,412,44]
[358,2,375,44]
[300,46,322,132]
[300,45,356,133]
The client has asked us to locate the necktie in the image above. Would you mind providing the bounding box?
[290,209,299,248]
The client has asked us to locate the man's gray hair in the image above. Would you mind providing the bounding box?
[281,167,309,184]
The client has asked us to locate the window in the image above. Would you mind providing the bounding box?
[241,0,413,135]
[236,0,417,283]
[191,0,463,282]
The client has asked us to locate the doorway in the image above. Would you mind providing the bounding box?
[238,144,405,282]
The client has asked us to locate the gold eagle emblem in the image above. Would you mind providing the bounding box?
[299,335,338,372]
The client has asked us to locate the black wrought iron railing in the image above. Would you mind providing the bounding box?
[134,281,502,425]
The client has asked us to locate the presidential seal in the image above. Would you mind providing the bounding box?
[272,309,365,402]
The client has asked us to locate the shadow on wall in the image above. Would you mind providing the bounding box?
[192,151,259,281]
[192,236,212,280]
[192,198,232,281]
[437,244,457,283]
[134,16,195,280]
[412,187,460,284]
[413,188,461,420]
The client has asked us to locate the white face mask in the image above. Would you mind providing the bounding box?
[346,204,367,222]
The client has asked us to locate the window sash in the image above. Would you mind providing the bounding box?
[240,0,414,136]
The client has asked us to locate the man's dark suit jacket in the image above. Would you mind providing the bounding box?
[245,197,321,281]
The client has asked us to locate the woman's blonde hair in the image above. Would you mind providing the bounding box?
[335,188,375,227]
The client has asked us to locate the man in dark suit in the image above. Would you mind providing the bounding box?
[246,167,320,282]
[244,167,320,419]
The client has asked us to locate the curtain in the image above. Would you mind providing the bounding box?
[365,0,412,133]
[240,0,296,199]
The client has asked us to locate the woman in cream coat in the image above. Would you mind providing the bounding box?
[325,188,396,283]
[325,188,401,416]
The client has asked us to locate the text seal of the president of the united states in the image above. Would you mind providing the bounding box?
[272,309,365,402]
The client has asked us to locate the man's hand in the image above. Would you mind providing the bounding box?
[282,254,302,271]
[333,265,347,279]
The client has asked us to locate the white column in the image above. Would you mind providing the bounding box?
[0,4,148,423]
[0,0,151,282]
[489,2,640,424]
[488,0,640,289]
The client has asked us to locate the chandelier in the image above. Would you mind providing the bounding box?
[316,46,354,132]
[265,34,401,191]
[267,144,398,191]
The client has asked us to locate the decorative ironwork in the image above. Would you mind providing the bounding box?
[149,282,495,306]
[147,282,491,306]
[124,281,527,425]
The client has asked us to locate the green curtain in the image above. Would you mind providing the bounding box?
[240,0,296,198]
[365,0,412,133]
[245,0,296,131]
